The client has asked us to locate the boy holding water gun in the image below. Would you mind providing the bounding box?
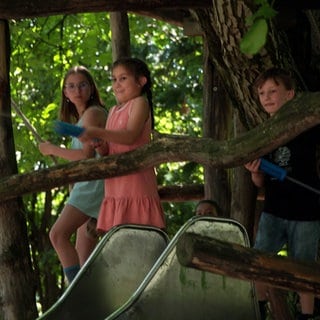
[245,67,320,320]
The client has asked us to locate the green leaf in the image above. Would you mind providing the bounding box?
[240,18,268,55]
[250,5,277,23]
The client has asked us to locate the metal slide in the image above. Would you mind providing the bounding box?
[106,216,260,320]
[37,225,169,320]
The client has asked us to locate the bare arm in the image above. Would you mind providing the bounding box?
[80,96,149,146]
[38,142,88,161]
[82,106,109,156]
[244,159,265,188]
[39,106,108,161]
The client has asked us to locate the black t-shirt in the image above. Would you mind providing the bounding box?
[263,125,320,221]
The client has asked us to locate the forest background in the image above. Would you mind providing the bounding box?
[9,12,205,312]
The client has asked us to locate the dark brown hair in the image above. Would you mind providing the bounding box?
[195,199,222,216]
[253,67,295,94]
[112,57,155,128]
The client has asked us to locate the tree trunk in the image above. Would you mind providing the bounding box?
[202,40,231,217]
[0,20,37,319]
[28,191,63,311]
[230,113,257,242]
[230,166,257,243]
[193,1,297,128]
[110,12,131,61]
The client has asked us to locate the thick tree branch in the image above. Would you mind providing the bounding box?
[0,92,319,202]
[176,232,320,294]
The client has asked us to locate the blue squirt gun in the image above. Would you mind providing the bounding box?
[259,158,320,195]
[53,120,102,144]
[54,120,85,137]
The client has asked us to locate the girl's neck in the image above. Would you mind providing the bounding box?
[75,104,86,116]
[116,100,129,109]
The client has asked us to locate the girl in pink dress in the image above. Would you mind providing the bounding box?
[80,58,165,232]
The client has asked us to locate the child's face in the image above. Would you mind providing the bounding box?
[111,65,145,105]
[257,78,294,116]
[63,73,92,109]
[195,203,218,217]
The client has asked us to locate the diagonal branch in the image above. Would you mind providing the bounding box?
[0,91,319,203]
[11,99,58,165]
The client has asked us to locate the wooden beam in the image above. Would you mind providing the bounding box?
[2,0,320,21]
[176,232,320,294]
[136,9,189,27]
[0,0,211,19]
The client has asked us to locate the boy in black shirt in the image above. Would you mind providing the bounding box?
[245,68,320,320]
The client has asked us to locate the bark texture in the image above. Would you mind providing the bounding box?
[0,20,37,320]
[0,91,319,202]
[176,232,320,295]
[202,41,232,217]
[110,12,131,61]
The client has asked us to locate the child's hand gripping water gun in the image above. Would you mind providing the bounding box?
[259,158,320,195]
[53,120,102,146]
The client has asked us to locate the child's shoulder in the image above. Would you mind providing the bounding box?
[132,95,147,102]
[129,96,149,114]
[82,105,108,125]
[130,96,148,108]
[84,105,107,116]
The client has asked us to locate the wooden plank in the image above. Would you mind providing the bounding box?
[0,0,211,19]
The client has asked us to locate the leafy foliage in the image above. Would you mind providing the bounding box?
[240,0,277,55]
[9,12,204,312]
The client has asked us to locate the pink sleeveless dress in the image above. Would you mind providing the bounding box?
[97,98,166,232]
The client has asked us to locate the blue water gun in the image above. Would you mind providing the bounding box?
[54,120,85,137]
[259,158,320,195]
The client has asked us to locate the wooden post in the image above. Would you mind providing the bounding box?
[202,40,231,217]
[0,19,38,319]
[110,12,131,61]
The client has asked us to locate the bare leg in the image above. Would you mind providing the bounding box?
[76,223,98,266]
[268,287,292,320]
[255,282,269,320]
[299,292,314,315]
[49,204,89,268]
[255,283,292,320]
[255,282,268,301]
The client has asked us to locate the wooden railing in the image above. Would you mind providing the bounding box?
[176,232,320,319]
